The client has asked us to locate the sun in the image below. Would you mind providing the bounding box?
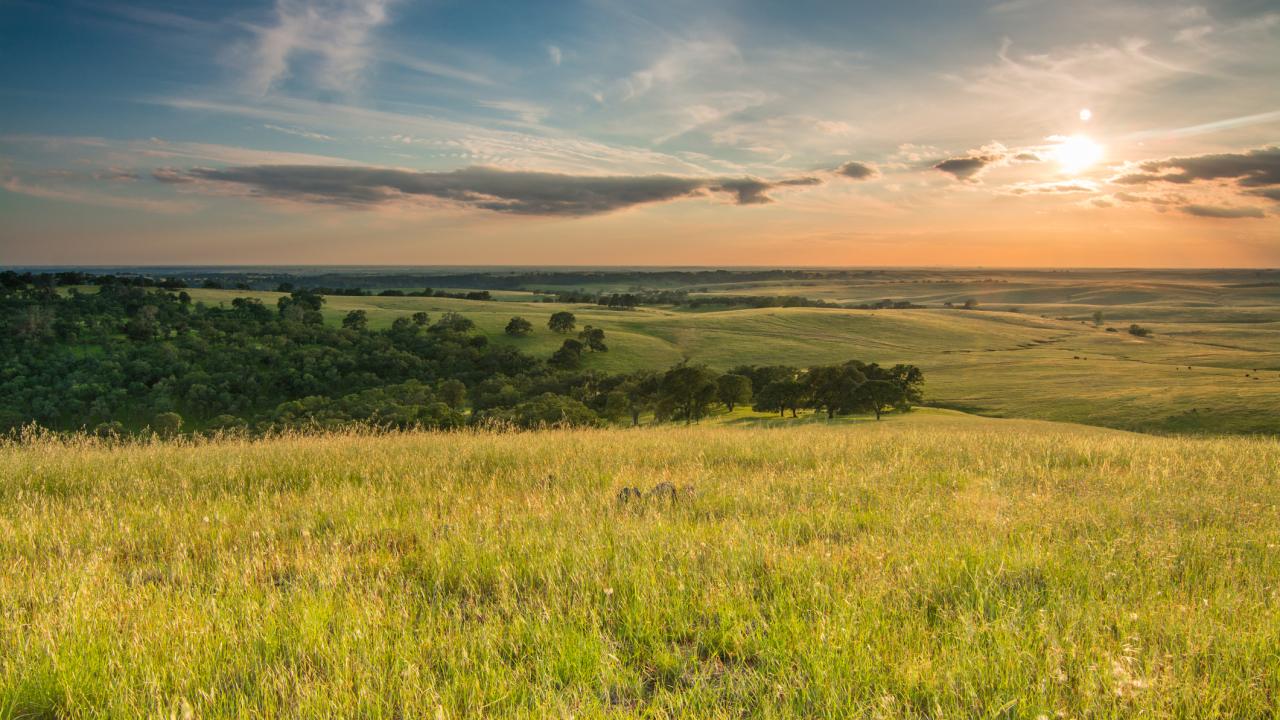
[1053,135,1103,174]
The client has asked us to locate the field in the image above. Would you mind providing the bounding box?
[3,410,1279,717]
[182,268,1280,434]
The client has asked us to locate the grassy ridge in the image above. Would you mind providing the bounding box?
[4,411,1280,717]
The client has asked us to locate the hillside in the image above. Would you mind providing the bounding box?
[3,411,1278,717]
[183,286,1280,434]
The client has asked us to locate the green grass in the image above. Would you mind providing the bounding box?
[183,284,1280,434]
[3,411,1280,717]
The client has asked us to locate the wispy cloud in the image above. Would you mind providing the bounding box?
[263,124,335,142]
[476,100,550,125]
[245,0,393,95]
[0,176,196,214]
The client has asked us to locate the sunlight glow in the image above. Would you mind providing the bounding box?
[1053,135,1104,174]
[1079,108,1092,122]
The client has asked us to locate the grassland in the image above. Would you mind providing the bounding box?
[3,410,1279,717]
[182,269,1280,434]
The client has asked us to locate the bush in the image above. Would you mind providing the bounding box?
[1128,324,1152,337]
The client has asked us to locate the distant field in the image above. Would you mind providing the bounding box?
[184,275,1280,434]
[4,411,1279,717]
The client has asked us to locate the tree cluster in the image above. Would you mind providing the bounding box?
[0,277,923,435]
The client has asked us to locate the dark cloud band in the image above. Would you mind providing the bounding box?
[175,165,822,216]
[1182,204,1266,219]
[1114,147,1280,188]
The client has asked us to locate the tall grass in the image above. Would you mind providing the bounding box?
[2,413,1279,717]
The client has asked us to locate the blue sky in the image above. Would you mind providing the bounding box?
[1,0,1278,265]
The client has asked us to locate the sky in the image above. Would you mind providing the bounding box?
[1,0,1278,267]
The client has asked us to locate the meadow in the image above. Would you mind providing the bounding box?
[3,410,1279,717]
[183,268,1280,434]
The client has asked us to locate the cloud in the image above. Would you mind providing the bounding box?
[1,177,196,213]
[1113,191,1182,206]
[1008,180,1098,195]
[835,161,877,180]
[96,168,141,182]
[776,176,823,186]
[815,120,854,135]
[934,154,1002,182]
[1110,147,1280,214]
[246,0,393,95]
[1114,147,1280,187]
[1247,187,1280,201]
[548,45,562,66]
[476,100,550,125]
[173,165,820,215]
[1182,204,1266,219]
[152,168,196,184]
[263,124,335,142]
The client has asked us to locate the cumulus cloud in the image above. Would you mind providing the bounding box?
[835,161,877,180]
[172,165,820,215]
[1182,204,1266,219]
[933,154,1002,182]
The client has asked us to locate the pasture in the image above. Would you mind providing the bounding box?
[3,411,1279,717]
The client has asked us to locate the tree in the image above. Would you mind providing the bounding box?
[754,379,805,418]
[615,370,661,426]
[342,310,369,331]
[962,298,978,309]
[579,325,607,352]
[431,311,475,334]
[509,393,600,429]
[1128,324,1152,337]
[389,316,419,340]
[153,411,183,436]
[1092,310,1105,326]
[411,311,430,326]
[124,305,161,341]
[660,364,719,424]
[549,339,584,369]
[208,414,248,433]
[549,311,577,334]
[854,379,904,420]
[716,374,753,411]
[804,364,865,418]
[437,379,467,409]
[505,316,534,337]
